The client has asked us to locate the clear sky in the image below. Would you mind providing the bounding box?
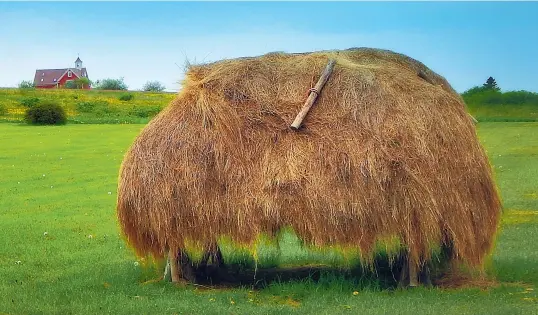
[1,1,537,93]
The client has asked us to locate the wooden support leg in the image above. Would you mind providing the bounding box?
[419,264,432,287]
[409,260,418,287]
[163,258,171,282]
[168,249,180,283]
[398,254,420,288]
[398,257,408,288]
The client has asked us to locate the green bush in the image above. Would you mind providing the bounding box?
[20,97,40,108]
[142,81,166,92]
[503,91,538,105]
[24,101,67,125]
[18,80,35,89]
[119,93,134,101]
[94,78,128,90]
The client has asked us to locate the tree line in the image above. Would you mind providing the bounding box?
[462,77,538,107]
[17,78,166,92]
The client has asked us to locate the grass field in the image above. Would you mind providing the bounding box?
[1,122,538,314]
[467,104,538,122]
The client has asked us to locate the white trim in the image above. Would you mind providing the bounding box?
[57,68,80,82]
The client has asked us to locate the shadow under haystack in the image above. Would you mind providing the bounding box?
[116,47,502,286]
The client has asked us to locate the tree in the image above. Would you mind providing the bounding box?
[483,76,500,91]
[74,77,91,89]
[94,77,128,90]
[64,80,77,89]
[142,80,166,92]
[64,78,90,89]
[18,80,35,89]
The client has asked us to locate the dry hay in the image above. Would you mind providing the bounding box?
[116,47,502,277]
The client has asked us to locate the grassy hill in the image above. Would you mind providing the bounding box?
[0,88,175,124]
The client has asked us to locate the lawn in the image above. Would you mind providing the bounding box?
[0,122,537,314]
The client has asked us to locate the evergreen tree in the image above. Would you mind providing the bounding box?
[483,76,500,91]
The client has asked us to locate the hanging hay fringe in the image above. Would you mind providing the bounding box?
[116,47,502,281]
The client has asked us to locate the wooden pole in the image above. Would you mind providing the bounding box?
[290,59,336,130]
[168,249,180,283]
[408,260,418,287]
[163,259,171,281]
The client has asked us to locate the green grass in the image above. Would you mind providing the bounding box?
[1,122,538,314]
[468,104,538,122]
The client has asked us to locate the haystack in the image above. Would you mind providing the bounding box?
[116,47,502,285]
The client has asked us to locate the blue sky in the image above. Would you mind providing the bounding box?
[1,1,537,92]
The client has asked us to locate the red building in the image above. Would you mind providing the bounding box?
[33,57,90,89]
